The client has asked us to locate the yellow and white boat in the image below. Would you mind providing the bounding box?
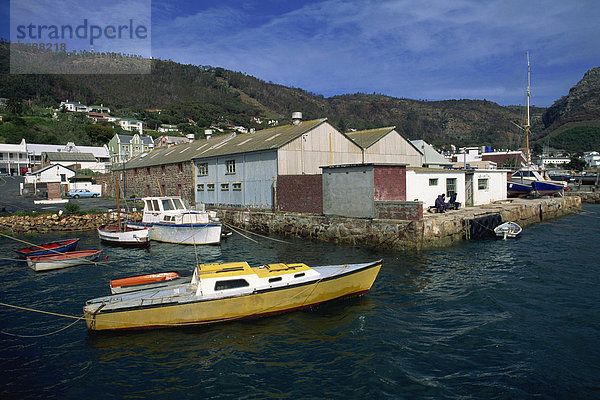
[83,259,382,331]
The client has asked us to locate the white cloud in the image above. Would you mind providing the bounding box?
[151,0,600,105]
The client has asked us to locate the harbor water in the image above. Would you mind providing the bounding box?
[0,205,598,399]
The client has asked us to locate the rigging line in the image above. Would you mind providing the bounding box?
[0,301,83,320]
[1,317,83,338]
[225,224,259,244]
[223,221,292,244]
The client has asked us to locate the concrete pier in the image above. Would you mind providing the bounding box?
[217,196,582,251]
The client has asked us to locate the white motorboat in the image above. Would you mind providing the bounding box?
[127,196,222,245]
[494,221,522,240]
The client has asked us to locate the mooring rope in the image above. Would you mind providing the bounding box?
[223,221,292,244]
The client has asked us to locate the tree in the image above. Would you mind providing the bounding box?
[566,157,587,171]
[6,98,24,115]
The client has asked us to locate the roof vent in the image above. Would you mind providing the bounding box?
[187,133,195,143]
[204,129,213,140]
[292,112,302,125]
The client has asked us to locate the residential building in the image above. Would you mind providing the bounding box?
[583,151,600,167]
[116,117,144,133]
[154,135,188,148]
[535,156,571,168]
[346,127,422,166]
[0,138,29,175]
[27,142,110,173]
[41,151,100,172]
[158,124,179,133]
[24,163,75,185]
[108,134,154,164]
[59,100,88,112]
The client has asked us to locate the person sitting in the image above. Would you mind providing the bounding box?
[434,194,445,213]
[449,193,460,210]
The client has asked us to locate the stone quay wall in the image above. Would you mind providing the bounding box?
[0,212,142,235]
[216,196,582,251]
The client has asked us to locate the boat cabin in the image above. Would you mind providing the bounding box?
[140,196,213,224]
[191,261,319,299]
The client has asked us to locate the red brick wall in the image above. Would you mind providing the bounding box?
[277,175,323,214]
[375,201,423,220]
[373,165,406,201]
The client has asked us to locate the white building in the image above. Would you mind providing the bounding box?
[0,139,29,175]
[405,167,507,208]
[535,156,571,168]
[59,100,88,112]
[24,163,75,185]
[584,151,600,167]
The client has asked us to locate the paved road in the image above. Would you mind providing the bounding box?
[0,176,119,213]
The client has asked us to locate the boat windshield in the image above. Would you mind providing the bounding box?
[162,199,175,211]
[173,198,185,209]
[145,199,154,211]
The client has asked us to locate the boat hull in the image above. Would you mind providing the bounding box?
[15,238,80,258]
[128,222,222,245]
[27,250,102,272]
[84,261,381,331]
[507,181,533,197]
[532,181,564,196]
[98,225,150,246]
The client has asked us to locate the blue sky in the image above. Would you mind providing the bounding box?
[2,0,600,106]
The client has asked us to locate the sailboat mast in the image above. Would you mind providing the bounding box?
[525,51,531,165]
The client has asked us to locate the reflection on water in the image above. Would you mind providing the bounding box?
[1,205,599,398]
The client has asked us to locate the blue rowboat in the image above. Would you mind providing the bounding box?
[15,238,80,259]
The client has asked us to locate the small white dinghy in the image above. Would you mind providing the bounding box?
[494,221,522,240]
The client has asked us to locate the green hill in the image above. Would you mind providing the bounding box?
[4,39,598,153]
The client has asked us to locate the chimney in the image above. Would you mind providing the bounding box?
[205,129,213,140]
[187,133,195,143]
[292,112,302,125]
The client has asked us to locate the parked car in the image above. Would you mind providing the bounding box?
[68,188,100,198]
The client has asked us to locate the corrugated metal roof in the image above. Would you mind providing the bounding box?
[43,152,97,162]
[194,118,328,160]
[346,126,395,149]
[122,119,328,169]
[410,140,453,166]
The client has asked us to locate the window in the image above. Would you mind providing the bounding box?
[161,184,166,195]
[197,184,204,191]
[177,183,182,195]
[134,168,138,177]
[60,174,66,182]
[178,163,183,173]
[226,159,236,175]
[294,273,305,278]
[146,167,151,176]
[214,279,249,291]
[232,182,242,191]
[197,163,208,176]
[478,178,489,190]
[446,178,457,196]
[269,277,282,283]
[429,178,438,186]
[207,183,215,191]
[221,183,229,191]
[161,165,166,174]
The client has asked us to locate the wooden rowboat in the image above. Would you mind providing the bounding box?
[84,259,382,331]
[110,270,193,294]
[98,225,150,247]
[27,250,102,272]
[15,238,80,258]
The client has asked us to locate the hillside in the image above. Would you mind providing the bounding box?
[539,67,600,152]
[0,39,556,151]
